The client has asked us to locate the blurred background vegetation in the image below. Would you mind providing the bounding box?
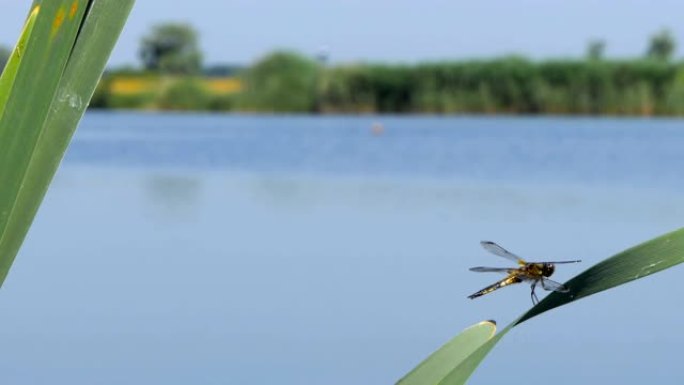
[5,23,684,115]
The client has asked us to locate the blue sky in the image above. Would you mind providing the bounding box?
[1,0,683,66]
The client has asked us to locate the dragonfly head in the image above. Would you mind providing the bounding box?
[541,263,555,277]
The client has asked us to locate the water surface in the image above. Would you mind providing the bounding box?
[1,113,682,385]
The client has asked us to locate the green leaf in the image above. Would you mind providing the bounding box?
[399,227,684,385]
[437,324,511,385]
[516,227,684,325]
[0,5,40,119]
[0,0,134,287]
[396,320,496,385]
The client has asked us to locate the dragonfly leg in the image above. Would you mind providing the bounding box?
[530,281,539,305]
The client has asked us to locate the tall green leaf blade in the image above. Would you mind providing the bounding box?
[515,227,684,325]
[3,0,135,286]
[0,0,88,284]
[438,324,512,385]
[27,0,135,184]
[0,0,134,286]
[396,321,496,385]
[0,6,39,119]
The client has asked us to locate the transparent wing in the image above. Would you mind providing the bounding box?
[469,266,513,273]
[480,241,525,264]
[538,260,582,264]
[540,278,569,292]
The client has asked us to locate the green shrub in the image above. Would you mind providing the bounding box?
[664,67,684,115]
[238,51,319,113]
[157,78,211,110]
[89,77,111,108]
[316,58,681,115]
[208,94,236,111]
[107,92,157,109]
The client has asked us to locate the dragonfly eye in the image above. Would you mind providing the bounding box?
[543,263,555,277]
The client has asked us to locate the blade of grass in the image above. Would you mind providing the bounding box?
[0,0,87,285]
[437,323,511,385]
[399,227,684,385]
[516,227,684,325]
[396,321,496,385]
[3,0,135,286]
[0,0,134,286]
[0,6,40,120]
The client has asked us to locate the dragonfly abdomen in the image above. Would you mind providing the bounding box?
[467,275,523,300]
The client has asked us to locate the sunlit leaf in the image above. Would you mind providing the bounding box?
[396,320,496,385]
[0,5,39,119]
[0,0,134,286]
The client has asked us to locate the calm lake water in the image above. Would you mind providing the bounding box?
[1,112,683,385]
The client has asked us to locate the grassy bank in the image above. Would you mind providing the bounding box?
[92,52,684,116]
[91,72,242,111]
[319,58,684,115]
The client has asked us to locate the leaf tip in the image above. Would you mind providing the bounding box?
[478,319,497,336]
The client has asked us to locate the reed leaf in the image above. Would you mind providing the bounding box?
[396,321,496,385]
[0,0,134,286]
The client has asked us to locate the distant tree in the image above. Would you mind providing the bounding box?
[0,45,11,71]
[646,29,676,61]
[139,23,202,74]
[586,40,605,60]
[239,51,319,112]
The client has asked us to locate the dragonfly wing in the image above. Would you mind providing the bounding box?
[469,266,514,274]
[480,241,525,264]
[541,278,569,292]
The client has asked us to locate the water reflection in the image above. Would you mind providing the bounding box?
[247,174,684,223]
[144,174,202,220]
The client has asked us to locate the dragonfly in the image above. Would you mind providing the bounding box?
[468,241,581,305]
